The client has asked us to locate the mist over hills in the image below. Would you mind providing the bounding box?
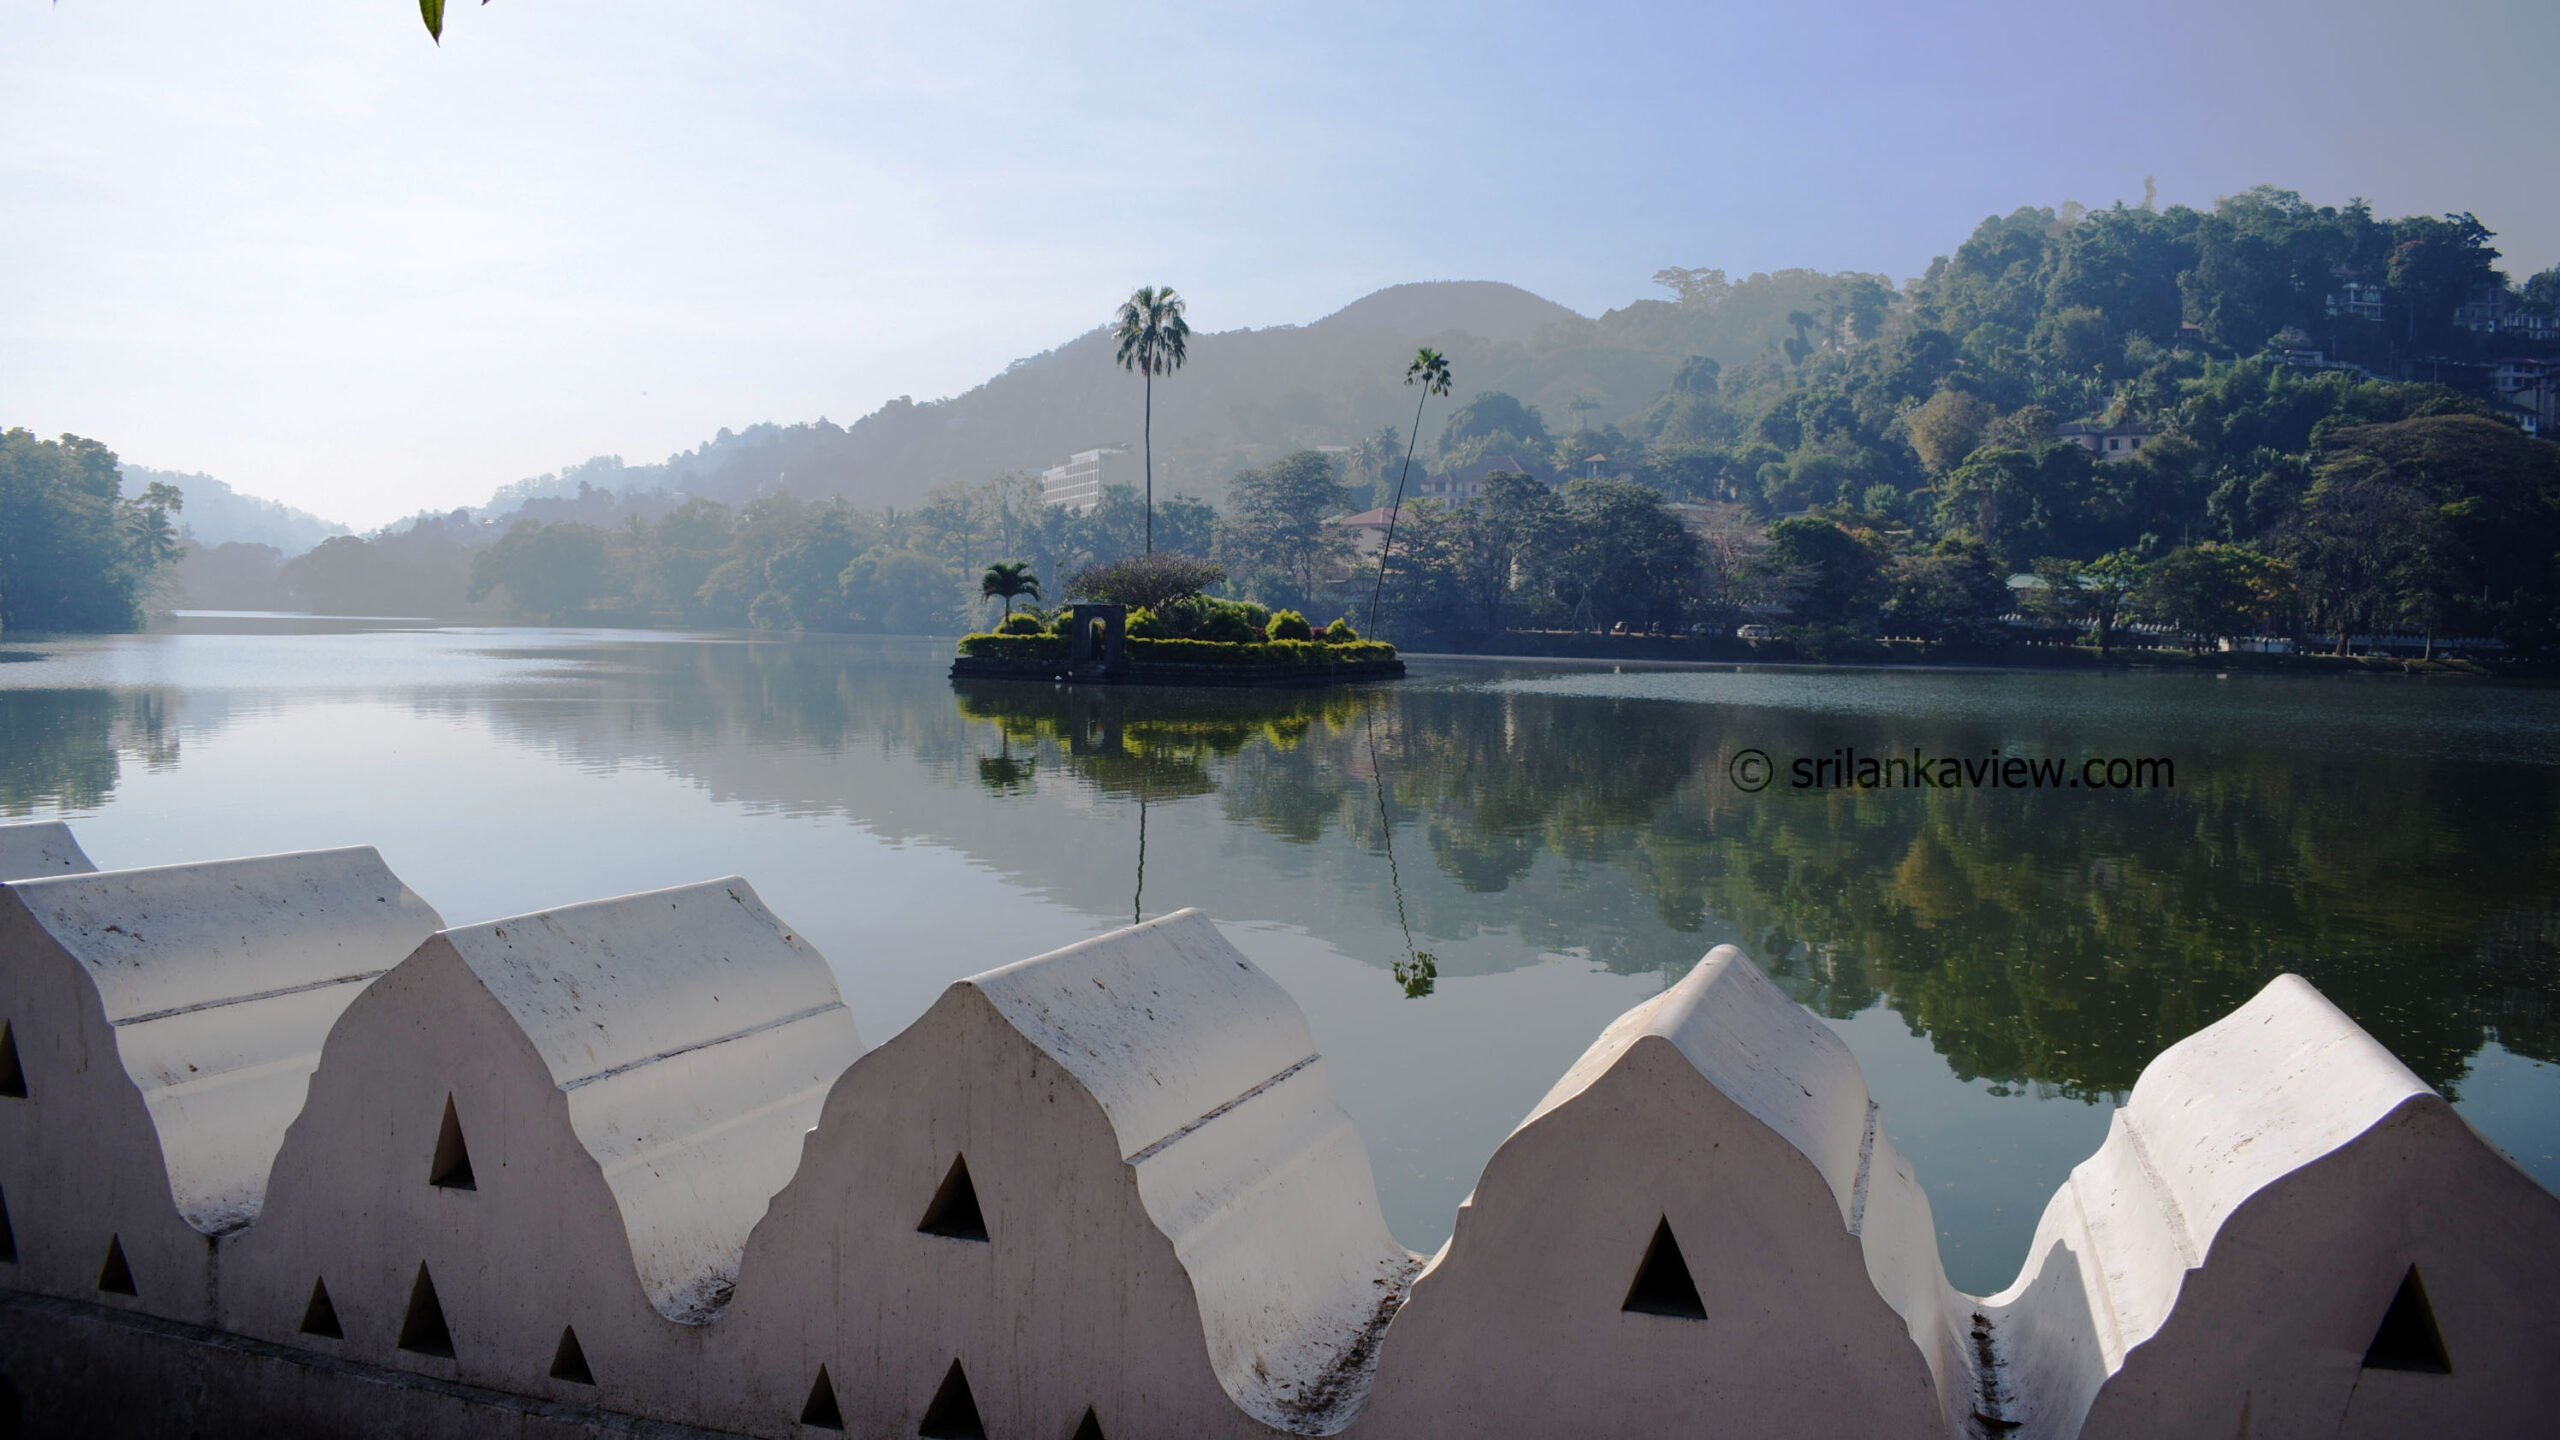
[119,465,348,554]
[474,271,1854,519]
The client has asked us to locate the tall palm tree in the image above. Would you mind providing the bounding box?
[980,560,1040,619]
[1114,286,1190,554]
[1369,347,1454,633]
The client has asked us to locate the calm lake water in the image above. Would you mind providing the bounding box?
[4,617,2557,1294]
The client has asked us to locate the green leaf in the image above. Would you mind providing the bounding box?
[421,0,445,42]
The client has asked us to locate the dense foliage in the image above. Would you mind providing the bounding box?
[0,430,186,633]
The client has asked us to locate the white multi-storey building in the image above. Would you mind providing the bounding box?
[1038,446,1129,513]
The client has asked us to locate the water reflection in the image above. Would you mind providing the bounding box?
[6,628,2556,1288]
[0,688,182,814]
[938,663,2560,1101]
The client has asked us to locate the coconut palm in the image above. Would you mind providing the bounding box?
[1114,286,1190,554]
[1368,347,1454,633]
[979,560,1040,619]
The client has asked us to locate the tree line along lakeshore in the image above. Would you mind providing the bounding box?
[7,186,2560,659]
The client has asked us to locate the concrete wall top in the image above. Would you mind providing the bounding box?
[970,908,1318,1166]
[965,910,1411,1432]
[0,821,94,881]
[1525,943,1877,1228]
[433,877,864,1322]
[2118,973,2432,1263]
[438,877,853,1094]
[1,847,444,1234]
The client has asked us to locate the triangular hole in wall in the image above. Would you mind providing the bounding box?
[397,1263,455,1357]
[1621,1216,1706,1319]
[0,1185,15,1264]
[429,1094,476,1191]
[1069,1406,1106,1440]
[2362,1264,2452,1374]
[916,1155,988,1242]
[0,1022,25,1099]
[918,1359,985,1439]
[96,1234,136,1296]
[549,1325,594,1385]
[299,1277,343,1339]
[799,1364,845,1430]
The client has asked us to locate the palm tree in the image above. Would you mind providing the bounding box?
[1368,347,1454,633]
[980,560,1040,619]
[1114,286,1191,554]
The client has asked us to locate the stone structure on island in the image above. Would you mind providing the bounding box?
[0,821,2552,1439]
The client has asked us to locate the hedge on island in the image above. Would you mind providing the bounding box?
[954,631,1395,665]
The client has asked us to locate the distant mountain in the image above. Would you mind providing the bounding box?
[121,466,348,557]
[497,274,1846,513]
[1308,281,1586,345]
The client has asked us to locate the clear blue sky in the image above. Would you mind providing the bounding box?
[4,0,2553,527]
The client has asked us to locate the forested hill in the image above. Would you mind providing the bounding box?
[497,272,1873,512]
[498,188,2555,522]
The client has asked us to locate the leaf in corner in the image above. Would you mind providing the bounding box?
[421,0,445,43]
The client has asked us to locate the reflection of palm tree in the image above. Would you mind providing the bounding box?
[1114,286,1190,555]
[1369,347,1454,634]
[979,560,1040,619]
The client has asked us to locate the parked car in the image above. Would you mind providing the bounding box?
[1735,624,1779,641]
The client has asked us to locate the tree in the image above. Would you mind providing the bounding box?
[1227,451,1352,613]
[979,560,1040,619]
[466,520,615,623]
[2135,545,2293,651]
[1114,286,1190,554]
[0,430,157,633]
[1884,542,2010,651]
[1904,391,1994,474]
[1541,479,1705,632]
[1371,348,1454,631]
[1065,553,1226,612]
[1751,517,1886,630]
[2028,549,2148,652]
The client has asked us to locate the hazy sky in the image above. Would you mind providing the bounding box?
[5,0,2554,528]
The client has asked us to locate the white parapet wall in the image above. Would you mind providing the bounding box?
[0,825,2556,1440]
[1352,943,1966,1439]
[1977,972,2560,1440]
[222,877,863,1423]
[0,847,443,1327]
[0,822,95,881]
[705,907,1413,1440]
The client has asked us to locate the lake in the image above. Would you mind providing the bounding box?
[4,617,2556,1295]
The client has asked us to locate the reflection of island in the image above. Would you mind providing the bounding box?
[450,638,2560,1102]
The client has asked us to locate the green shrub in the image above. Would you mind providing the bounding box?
[1126,605,1167,638]
[1323,616,1358,641]
[1198,608,1256,644]
[996,612,1047,636]
[1123,638,1398,665]
[957,632,1068,660]
[1235,601,1272,629]
[1268,610,1314,641]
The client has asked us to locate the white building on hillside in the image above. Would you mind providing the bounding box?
[1039,447,1129,513]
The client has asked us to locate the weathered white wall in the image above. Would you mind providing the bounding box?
[706,908,1411,1439]
[223,877,862,1424]
[0,822,93,881]
[1979,973,2560,1439]
[1,827,2555,1440]
[1352,944,1963,1439]
[0,847,441,1326]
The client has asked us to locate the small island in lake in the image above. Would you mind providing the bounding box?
[951,553,1403,687]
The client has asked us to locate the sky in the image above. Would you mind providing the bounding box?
[5,0,2556,529]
